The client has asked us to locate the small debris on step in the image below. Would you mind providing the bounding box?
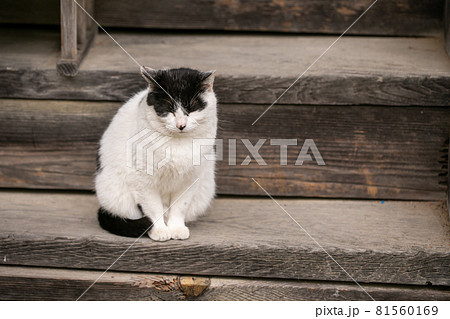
[179,276,211,297]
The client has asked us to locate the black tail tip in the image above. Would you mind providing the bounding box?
[98,207,152,238]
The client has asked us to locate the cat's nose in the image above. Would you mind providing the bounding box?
[177,124,186,131]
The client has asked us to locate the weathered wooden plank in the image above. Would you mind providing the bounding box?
[0,0,60,25]
[0,266,184,301]
[0,191,449,285]
[0,99,448,200]
[447,132,450,219]
[3,69,449,107]
[1,28,449,105]
[0,0,443,36]
[0,266,449,301]
[217,104,449,199]
[201,279,450,301]
[94,0,444,36]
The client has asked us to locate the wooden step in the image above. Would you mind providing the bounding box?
[1,28,449,106]
[1,265,449,301]
[0,98,448,200]
[94,0,444,36]
[1,191,449,287]
[0,0,444,36]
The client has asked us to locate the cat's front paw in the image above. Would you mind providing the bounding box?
[149,226,171,242]
[169,225,190,240]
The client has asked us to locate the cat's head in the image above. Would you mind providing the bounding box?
[141,66,216,135]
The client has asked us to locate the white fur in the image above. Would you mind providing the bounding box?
[95,88,217,241]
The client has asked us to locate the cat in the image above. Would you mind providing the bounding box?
[95,67,217,241]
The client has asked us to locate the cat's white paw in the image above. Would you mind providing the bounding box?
[149,226,171,241]
[169,225,190,240]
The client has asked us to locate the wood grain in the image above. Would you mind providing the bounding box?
[0,191,449,285]
[59,0,77,61]
[94,0,444,36]
[0,266,184,301]
[1,28,449,106]
[200,278,450,301]
[0,0,444,36]
[0,99,448,200]
[0,266,449,301]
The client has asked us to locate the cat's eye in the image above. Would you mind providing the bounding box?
[157,99,173,109]
[190,99,199,108]
[189,100,204,112]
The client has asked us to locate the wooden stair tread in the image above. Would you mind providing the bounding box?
[82,32,450,77]
[0,28,449,105]
[1,191,449,285]
[1,265,449,301]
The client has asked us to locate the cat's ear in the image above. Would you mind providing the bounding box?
[140,66,158,88]
[201,70,216,91]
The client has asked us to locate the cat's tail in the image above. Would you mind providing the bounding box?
[98,207,152,238]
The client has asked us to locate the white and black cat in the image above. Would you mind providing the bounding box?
[95,67,217,241]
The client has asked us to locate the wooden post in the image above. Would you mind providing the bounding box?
[60,0,77,61]
[57,0,96,76]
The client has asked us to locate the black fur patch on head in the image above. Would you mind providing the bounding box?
[143,68,213,117]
